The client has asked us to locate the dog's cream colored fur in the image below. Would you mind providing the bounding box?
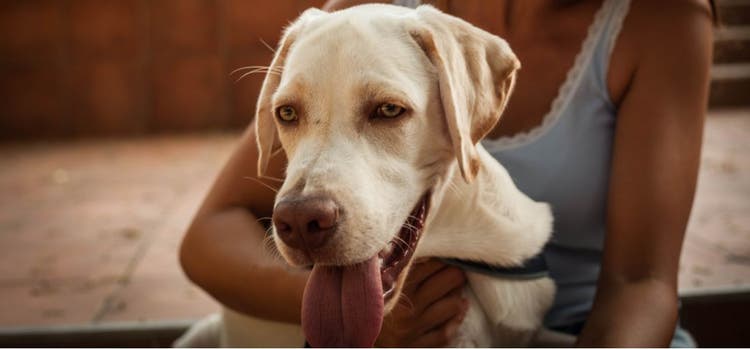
[177,4,576,347]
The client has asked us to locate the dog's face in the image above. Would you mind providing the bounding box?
[271,8,444,268]
[254,4,519,347]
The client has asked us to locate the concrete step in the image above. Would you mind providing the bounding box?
[714,25,750,41]
[0,320,194,347]
[709,63,750,107]
[718,0,750,26]
[714,26,750,63]
[711,3,750,106]
[680,286,750,347]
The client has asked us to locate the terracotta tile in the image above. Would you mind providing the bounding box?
[151,0,219,55]
[679,239,750,290]
[95,271,219,322]
[0,278,119,327]
[151,55,228,131]
[69,59,147,136]
[0,0,65,63]
[0,136,233,282]
[679,110,750,291]
[96,209,219,322]
[683,113,750,258]
[86,142,226,322]
[70,0,146,59]
[0,181,154,282]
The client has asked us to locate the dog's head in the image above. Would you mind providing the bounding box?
[254,4,519,347]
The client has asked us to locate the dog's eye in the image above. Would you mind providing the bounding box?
[276,106,297,122]
[375,103,405,119]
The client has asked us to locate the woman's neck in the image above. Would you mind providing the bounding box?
[444,0,597,40]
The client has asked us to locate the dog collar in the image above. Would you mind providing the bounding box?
[441,253,549,280]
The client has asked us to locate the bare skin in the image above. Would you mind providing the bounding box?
[180,0,713,346]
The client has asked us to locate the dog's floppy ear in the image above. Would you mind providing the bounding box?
[410,6,520,182]
[255,8,325,177]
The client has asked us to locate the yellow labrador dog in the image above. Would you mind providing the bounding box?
[180,4,573,347]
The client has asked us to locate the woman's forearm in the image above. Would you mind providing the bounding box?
[180,207,309,324]
[576,277,679,347]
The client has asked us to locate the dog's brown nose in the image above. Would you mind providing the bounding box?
[273,196,339,250]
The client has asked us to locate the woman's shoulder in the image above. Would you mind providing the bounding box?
[607,0,714,107]
[620,0,713,61]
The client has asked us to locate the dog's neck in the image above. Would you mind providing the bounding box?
[417,145,553,267]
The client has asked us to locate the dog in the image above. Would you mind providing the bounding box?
[179,4,574,347]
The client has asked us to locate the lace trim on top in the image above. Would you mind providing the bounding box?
[482,0,624,152]
[605,0,632,64]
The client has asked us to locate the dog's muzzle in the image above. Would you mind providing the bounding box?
[274,192,431,348]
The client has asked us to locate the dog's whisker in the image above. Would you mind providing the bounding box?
[391,235,410,250]
[234,66,282,76]
[406,214,424,224]
[261,229,285,261]
[262,228,274,243]
[259,174,285,183]
[234,70,265,83]
[402,221,418,231]
[243,176,279,193]
[235,68,280,83]
[271,147,285,158]
[230,65,282,76]
[234,64,283,72]
[396,294,416,312]
[229,66,260,75]
[263,242,282,260]
[447,181,462,196]
[257,216,273,223]
[259,38,276,54]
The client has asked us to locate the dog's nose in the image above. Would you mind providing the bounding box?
[273,196,339,250]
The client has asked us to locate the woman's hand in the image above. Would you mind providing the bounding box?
[376,259,469,347]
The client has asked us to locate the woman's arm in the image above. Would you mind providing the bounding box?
[577,0,713,346]
[179,125,308,323]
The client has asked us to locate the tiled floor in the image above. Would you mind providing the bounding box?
[0,110,748,327]
[679,109,750,289]
[0,135,231,326]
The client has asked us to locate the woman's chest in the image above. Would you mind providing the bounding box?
[445,1,609,139]
[487,43,582,139]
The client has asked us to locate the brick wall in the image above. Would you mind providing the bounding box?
[0,0,325,140]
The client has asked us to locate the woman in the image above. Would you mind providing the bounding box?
[180,0,714,346]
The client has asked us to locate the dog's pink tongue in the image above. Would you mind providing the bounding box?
[302,256,383,347]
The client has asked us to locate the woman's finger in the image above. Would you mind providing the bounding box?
[413,265,466,312]
[410,314,464,347]
[414,288,468,335]
[401,258,448,295]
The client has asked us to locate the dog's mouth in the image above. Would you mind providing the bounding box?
[301,192,431,348]
[379,192,430,302]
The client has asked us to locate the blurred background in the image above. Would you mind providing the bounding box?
[0,0,748,346]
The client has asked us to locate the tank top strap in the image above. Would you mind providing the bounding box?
[392,0,422,8]
[597,0,631,58]
[588,0,632,105]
